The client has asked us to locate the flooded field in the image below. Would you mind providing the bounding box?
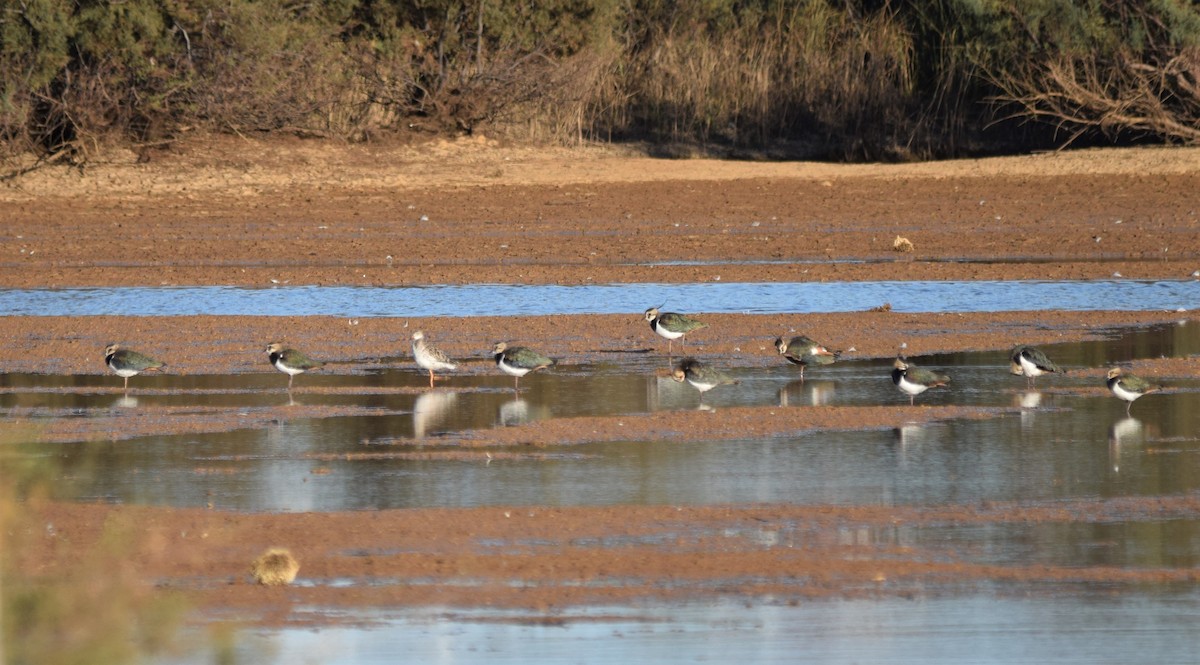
[5,143,1200,664]
[6,324,1200,512]
[5,316,1200,662]
[7,298,1200,662]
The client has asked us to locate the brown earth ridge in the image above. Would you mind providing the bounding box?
[3,137,1200,627]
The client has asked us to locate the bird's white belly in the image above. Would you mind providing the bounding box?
[274,359,305,376]
[498,358,532,377]
[415,348,455,372]
[1111,382,1142,402]
[687,379,717,392]
[896,375,929,396]
[653,323,685,340]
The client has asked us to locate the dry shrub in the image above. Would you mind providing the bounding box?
[984,0,1200,147]
[510,44,629,144]
[617,2,916,158]
[992,46,1200,146]
[250,547,300,586]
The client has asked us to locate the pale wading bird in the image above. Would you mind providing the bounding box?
[1009,345,1064,386]
[104,344,165,394]
[644,306,707,355]
[265,342,324,390]
[1106,367,1161,415]
[672,357,738,406]
[412,330,457,388]
[492,342,555,391]
[891,357,950,406]
[775,335,840,381]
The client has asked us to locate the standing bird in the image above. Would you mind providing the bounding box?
[1009,345,1064,386]
[104,344,165,394]
[1106,367,1161,415]
[775,335,840,381]
[672,357,738,405]
[644,306,707,355]
[492,342,555,391]
[265,342,323,391]
[412,331,457,388]
[891,357,950,406]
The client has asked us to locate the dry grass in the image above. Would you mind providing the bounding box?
[0,425,187,664]
[250,548,301,586]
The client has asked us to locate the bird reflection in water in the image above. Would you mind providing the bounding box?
[1014,390,1042,429]
[778,380,836,407]
[498,397,530,427]
[1108,416,1145,474]
[412,390,458,439]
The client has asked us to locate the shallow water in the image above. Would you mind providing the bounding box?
[4,322,1198,517]
[1,279,1197,316]
[8,321,1200,663]
[166,557,1200,665]
[163,593,1200,665]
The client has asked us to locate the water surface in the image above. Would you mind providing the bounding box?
[1,279,1196,316]
[4,323,1198,514]
[7,322,1200,664]
[163,593,1200,665]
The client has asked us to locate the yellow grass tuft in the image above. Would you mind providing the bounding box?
[251,547,300,586]
[892,236,915,252]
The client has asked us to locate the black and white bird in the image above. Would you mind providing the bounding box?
[1106,367,1161,415]
[671,357,738,405]
[1009,345,1064,386]
[644,306,707,355]
[891,357,950,406]
[104,344,165,393]
[775,335,840,381]
[266,342,324,390]
[492,342,555,390]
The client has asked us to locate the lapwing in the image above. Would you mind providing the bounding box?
[891,357,950,405]
[412,331,457,388]
[492,342,555,390]
[104,344,165,394]
[1106,367,1161,415]
[266,342,323,390]
[775,335,840,380]
[1009,345,1063,386]
[672,357,738,405]
[644,306,707,355]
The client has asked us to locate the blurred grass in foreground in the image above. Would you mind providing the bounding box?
[0,423,188,665]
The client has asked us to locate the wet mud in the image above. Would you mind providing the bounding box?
[4,139,1200,628]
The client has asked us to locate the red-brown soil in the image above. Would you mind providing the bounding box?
[3,137,1199,627]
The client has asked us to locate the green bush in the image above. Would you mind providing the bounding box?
[1,0,1197,161]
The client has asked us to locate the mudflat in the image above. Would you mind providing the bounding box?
[3,137,1198,626]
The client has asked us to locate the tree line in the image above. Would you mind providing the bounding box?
[1,0,1197,162]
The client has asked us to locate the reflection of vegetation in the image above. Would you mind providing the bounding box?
[0,424,187,665]
[1,1,1197,162]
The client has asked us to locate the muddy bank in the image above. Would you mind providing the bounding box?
[0,310,1191,376]
[13,497,1200,626]
[4,140,1200,634]
[0,139,1198,288]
